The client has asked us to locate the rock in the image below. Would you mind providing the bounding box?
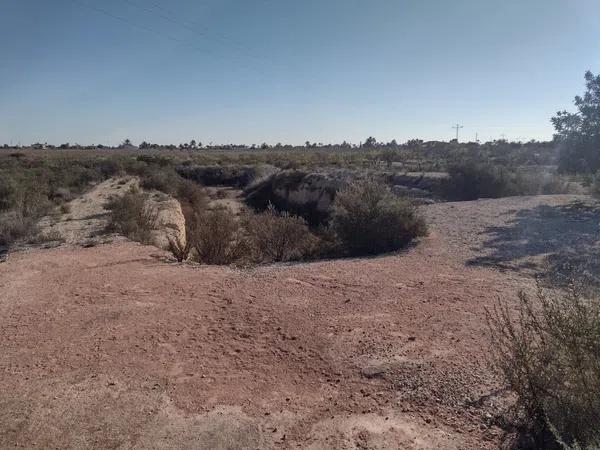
[361,361,390,379]
[148,196,186,250]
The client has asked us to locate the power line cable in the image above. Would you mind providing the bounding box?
[116,0,306,73]
[121,0,259,57]
[68,0,272,79]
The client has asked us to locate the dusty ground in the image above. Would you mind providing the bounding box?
[1,194,598,449]
[36,177,186,250]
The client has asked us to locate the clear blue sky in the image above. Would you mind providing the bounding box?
[1,0,599,146]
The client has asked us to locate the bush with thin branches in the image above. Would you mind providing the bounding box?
[187,207,248,265]
[243,204,318,263]
[106,190,159,245]
[488,283,600,449]
[332,181,427,256]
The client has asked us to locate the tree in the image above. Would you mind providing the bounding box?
[123,138,132,146]
[553,71,600,173]
[363,136,377,148]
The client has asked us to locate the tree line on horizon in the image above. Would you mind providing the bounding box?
[2,71,598,174]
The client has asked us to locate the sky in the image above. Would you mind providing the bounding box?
[1,0,599,146]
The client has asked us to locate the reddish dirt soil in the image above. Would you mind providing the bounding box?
[1,195,595,449]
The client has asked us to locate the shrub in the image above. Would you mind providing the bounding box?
[443,161,523,200]
[98,158,123,178]
[243,204,318,262]
[106,190,158,245]
[176,179,208,210]
[488,283,600,448]
[0,211,37,247]
[332,181,427,256]
[138,167,181,195]
[167,234,191,262]
[0,177,16,212]
[535,173,570,195]
[188,207,248,265]
[442,161,570,200]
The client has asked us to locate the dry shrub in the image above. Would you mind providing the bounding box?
[0,178,16,212]
[488,283,600,449]
[0,211,37,248]
[443,161,570,201]
[178,179,208,207]
[243,204,318,263]
[167,234,191,262]
[332,181,427,256]
[187,207,248,265]
[106,190,159,245]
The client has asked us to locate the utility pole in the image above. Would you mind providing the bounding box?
[475,132,479,143]
[452,124,464,142]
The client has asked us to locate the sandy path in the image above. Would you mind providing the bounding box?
[0,194,597,449]
[36,177,186,250]
[37,177,138,245]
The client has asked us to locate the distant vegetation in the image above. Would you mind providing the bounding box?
[442,161,569,201]
[0,137,576,254]
[4,70,599,255]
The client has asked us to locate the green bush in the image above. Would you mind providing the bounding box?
[553,71,600,174]
[488,284,600,448]
[332,181,427,256]
[443,161,524,200]
[443,161,569,200]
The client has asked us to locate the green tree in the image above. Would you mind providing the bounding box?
[363,136,377,148]
[553,71,600,173]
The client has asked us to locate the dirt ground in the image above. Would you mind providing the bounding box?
[1,194,598,449]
